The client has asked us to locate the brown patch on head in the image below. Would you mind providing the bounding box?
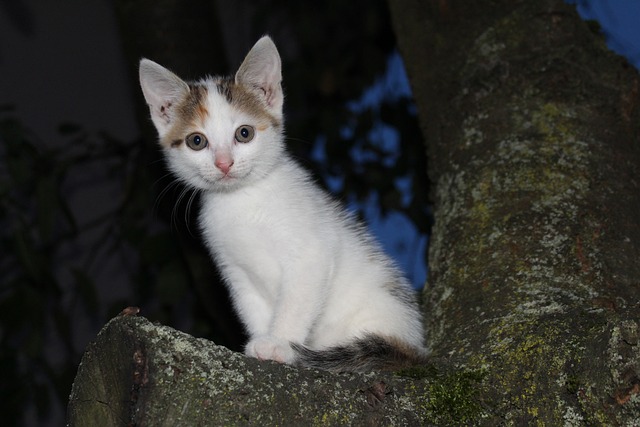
[196,101,209,124]
[217,77,281,129]
[160,84,209,148]
[182,84,209,125]
[159,77,281,149]
[216,78,233,103]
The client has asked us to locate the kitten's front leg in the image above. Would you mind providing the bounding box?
[245,250,330,365]
[245,335,295,364]
[221,264,274,338]
[233,287,298,363]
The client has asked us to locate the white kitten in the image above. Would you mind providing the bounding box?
[139,36,426,372]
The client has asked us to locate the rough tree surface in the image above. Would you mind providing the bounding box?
[388,0,640,424]
[69,0,640,425]
[67,315,484,426]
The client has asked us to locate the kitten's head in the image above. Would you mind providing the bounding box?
[139,36,284,192]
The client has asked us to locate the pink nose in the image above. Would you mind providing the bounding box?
[215,159,234,175]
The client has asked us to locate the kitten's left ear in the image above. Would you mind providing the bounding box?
[235,36,283,117]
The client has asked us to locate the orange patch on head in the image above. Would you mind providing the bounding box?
[195,102,209,125]
[158,84,209,148]
[185,84,209,127]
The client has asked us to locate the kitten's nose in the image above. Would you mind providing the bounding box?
[215,158,234,175]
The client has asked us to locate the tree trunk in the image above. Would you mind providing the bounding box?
[388,0,640,423]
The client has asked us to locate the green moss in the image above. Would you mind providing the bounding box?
[397,366,487,425]
[426,370,487,425]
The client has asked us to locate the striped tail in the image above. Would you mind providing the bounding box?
[291,334,428,373]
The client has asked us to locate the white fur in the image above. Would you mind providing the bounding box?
[140,36,424,366]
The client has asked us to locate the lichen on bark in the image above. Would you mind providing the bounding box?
[390,0,640,423]
[69,315,493,426]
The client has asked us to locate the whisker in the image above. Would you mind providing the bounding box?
[172,186,192,230]
[184,189,201,237]
[153,177,180,214]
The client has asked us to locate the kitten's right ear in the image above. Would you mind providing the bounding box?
[139,59,190,136]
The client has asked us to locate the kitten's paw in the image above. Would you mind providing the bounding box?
[245,335,296,364]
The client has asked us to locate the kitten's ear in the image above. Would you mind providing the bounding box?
[139,59,190,136]
[235,36,283,117]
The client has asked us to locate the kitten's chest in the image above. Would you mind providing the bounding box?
[200,186,310,300]
[198,187,297,277]
[201,188,285,235]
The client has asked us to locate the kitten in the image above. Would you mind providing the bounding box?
[139,36,426,372]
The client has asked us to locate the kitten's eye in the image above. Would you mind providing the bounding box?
[235,125,255,143]
[185,133,208,151]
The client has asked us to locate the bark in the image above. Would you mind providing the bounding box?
[67,314,482,426]
[388,0,640,424]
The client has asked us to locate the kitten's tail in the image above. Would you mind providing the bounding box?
[291,334,428,373]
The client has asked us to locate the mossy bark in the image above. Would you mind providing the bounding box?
[68,314,487,426]
[388,0,640,424]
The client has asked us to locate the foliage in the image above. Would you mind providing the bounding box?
[0,110,94,423]
[0,108,239,424]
